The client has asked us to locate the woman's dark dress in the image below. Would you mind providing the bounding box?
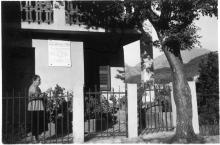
[28,87,48,136]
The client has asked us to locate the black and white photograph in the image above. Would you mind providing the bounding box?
[0,0,219,144]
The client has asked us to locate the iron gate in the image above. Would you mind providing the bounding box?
[138,83,174,135]
[84,85,128,140]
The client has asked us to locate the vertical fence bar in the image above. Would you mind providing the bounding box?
[55,100,58,143]
[160,85,164,131]
[150,86,152,131]
[154,101,157,131]
[18,92,21,140]
[61,96,64,143]
[49,92,52,143]
[100,89,103,136]
[169,87,172,130]
[88,88,91,136]
[43,96,46,143]
[37,99,39,142]
[24,88,27,143]
[30,98,33,142]
[155,85,159,131]
[94,85,97,135]
[12,89,15,143]
[92,94,95,134]
[118,86,121,134]
[83,87,86,137]
[144,88,147,131]
[2,97,5,142]
[125,83,128,137]
[112,88,115,136]
[164,85,168,131]
[140,97,142,133]
[107,91,109,136]
[67,92,69,143]
[157,99,160,131]
[5,92,8,143]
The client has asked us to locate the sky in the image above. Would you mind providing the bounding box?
[195,16,218,51]
[154,16,218,58]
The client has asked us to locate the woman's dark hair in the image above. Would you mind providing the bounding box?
[32,75,40,82]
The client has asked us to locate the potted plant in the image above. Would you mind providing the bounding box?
[46,84,73,136]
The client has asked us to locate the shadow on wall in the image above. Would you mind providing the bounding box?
[2,2,35,143]
[2,1,35,92]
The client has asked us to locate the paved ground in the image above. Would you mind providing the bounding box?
[20,130,219,144]
[20,123,73,143]
[86,131,220,144]
[86,136,145,144]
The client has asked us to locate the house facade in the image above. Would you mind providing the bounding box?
[1,1,200,143]
[2,1,145,143]
[2,1,142,92]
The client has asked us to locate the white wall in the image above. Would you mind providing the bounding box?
[33,39,84,92]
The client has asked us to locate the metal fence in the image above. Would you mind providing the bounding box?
[84,85,128,140]
[138,83,174,134]
[2,89,73,144]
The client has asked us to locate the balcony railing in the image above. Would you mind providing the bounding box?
[20,1,53,24]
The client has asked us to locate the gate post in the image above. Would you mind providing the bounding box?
[71,41,84,143]
[73,85,84,143]
[127,84,138,138]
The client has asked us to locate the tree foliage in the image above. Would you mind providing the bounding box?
[197,52,219,94]
[197,52,219,125]
[67,0,217,51]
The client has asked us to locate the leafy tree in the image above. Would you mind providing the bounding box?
[64,0,217,142]
[197,52,218,94]
[197,52,219,125]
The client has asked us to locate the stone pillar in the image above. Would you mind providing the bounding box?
[73,85,84,143]
[127,84,138,138]
[170,81,199,134]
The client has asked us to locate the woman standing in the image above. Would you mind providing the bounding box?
[28,75,48,142]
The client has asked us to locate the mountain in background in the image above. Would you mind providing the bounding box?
[124,48,213,83]
[154,48,210,69]
[125,63,141,83]
[154,53,212,83]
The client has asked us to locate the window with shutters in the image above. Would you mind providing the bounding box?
[99,66,111,91]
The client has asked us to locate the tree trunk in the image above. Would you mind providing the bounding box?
[162,46,200,143]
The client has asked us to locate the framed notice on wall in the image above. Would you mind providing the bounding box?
[48,40,71,67]
[99,66,111,91]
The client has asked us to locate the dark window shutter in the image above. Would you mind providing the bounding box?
[99,66,111,91]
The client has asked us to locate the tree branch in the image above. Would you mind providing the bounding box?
[147,1,160,22]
